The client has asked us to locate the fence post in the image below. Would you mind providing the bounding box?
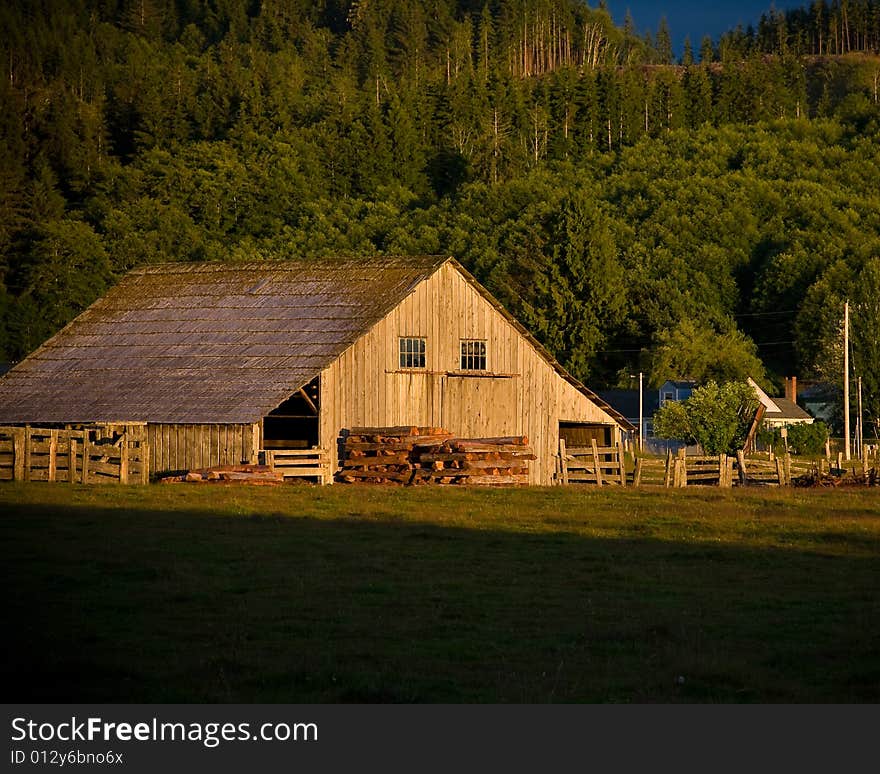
[81,435,90,484]
[676,448,687,488]
[719,454,730,488]
[784,453,792,487]
[13,428,25,481]
[617,438,626,486]
[590,439,603,486]
[775,457,785,486]
[23,427,32,482]
[69,438,78,483]
[736,450,748,486]
[633,457,643,488]
[836,451,844,473]
[559,439,569,486]
[120,438,129,484]
[141,442,150,485]
[664,449,673,487]
[48,429,58,482]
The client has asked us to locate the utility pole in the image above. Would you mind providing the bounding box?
[639,371,644,452]
[857,376,863,459]
[844,300,851,461]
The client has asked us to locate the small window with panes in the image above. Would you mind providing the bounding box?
[459,339,487,371]
[399,337,426,369]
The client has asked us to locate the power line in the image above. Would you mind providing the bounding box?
[733,310,798,318]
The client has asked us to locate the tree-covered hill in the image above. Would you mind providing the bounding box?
[1,0,878,433]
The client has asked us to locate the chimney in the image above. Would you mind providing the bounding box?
[785,376,798,402]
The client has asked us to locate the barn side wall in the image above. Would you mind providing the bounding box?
[319,262,619,484]
[147,423,260,476]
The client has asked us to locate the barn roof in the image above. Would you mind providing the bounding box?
[0,256,631,429]
[0,257,446,424]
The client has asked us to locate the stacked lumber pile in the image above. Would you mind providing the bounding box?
[413,435,535,486]
[792,467,879,488]
[337,426,452,484]
[160,464,283,485]
[337,428,535,485]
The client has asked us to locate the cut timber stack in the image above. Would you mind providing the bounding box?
[413,435,535,486]
[337,428,535,486]
[337,426,452,484]
[160,464,282,485]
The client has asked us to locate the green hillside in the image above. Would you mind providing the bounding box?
[1,1,878,431]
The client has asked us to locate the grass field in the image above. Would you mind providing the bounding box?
[2,482,879,703]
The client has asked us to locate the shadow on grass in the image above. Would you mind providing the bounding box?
[2,502,879,703]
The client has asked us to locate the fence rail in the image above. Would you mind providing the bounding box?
[264,448,329,484]
[559,438,627,486]
[0,426,149,485]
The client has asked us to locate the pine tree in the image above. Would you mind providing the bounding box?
[656,17,673,65]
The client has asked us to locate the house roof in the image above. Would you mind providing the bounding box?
[0,256,631,429]
[596,390,660,421]
[747,377,813,422]
[765,397,813,421]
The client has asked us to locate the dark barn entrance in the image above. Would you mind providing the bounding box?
[558,421,613,448]
[262,377,320,450]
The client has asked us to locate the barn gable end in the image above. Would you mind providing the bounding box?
[319,260,628,484]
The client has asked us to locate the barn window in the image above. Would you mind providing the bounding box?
[460,339,487,371]
[399,337,426,369]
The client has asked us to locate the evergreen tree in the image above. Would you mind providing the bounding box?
[656,17,674,65]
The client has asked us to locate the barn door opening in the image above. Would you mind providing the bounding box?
[263,378,320,450]
[558,422,613,448]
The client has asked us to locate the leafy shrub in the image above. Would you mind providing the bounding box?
[653,381,759,455]
[762,421,829,456]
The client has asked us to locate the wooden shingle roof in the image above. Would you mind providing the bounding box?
[0,257,447,424]
[0,255,631,430]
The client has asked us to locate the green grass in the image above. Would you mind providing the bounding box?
[2,483,879,703]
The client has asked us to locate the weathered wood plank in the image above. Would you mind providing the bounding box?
[277,467,328,478]
[559,439,569,485]
[87,460,123,477]
[591,439,603,486]
[23,428,32,482]
[47,430,58,482]
[120,439,129,483]
[460,474,529,485]
[81,437,90,483]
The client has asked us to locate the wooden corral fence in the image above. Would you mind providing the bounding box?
[663,449,735,488]
[0,426,149,485]
[630,456,667,486]
[735,451,790,486]
[558,438,627,486]
[264,448,330,484]
[558,444,879,489]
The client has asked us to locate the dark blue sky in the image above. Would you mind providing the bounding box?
[605,1,808,54]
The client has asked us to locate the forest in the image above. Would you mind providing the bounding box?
[0,0,878,435]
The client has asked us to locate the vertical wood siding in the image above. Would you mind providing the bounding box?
[319,263,619,484]
[147,423,260,475]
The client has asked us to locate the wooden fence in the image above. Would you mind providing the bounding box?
[264,448,329,484]
[664,450,735,488]
[558,443,878,489]
[630,456,667,486]
[0,426,149,485]
[558,438,627,486]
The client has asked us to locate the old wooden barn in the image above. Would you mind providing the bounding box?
[0,256,630,484]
